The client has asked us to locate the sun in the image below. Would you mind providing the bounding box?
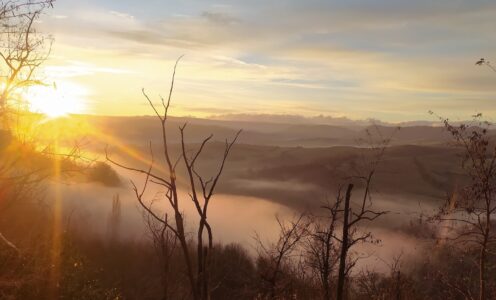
[24,81,87,118]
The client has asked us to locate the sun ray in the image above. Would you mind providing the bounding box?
[90,128,169,174]
[48,138,62,299]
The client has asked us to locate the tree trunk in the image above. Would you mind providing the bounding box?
[336,184,353,300]
[323,283,330,300]
[479,224,489,300]
[395,271,401,300]
[322,273,330,300]
[175,211,199,300]
[479,245,486,300]
[479,202,491,300]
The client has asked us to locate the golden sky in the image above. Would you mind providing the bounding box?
[35,0,496,122]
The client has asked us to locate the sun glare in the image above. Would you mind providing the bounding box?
[24,81,87,118]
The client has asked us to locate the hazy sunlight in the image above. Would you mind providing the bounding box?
[1,1,495,299]
[24,81,87,118]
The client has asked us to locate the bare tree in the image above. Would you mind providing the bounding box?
[355,253,410,300]
[0,1,56,249]
[335,127,391,300]
[0,0,55,122]
[255,214,307,299]
[106,57,241,300]
[143,196,178,300]
[106,193,121,244]
[304,194,341,300]
[433,115,496,300]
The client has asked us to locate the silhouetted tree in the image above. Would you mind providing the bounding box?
[255,214,308,299]
[434,115,496,300]
[355,254,414,299]
[209,243,257,300]
[0,0,55,122]
[106,193,121,244]
[144,202,177,300]
[0,0,56,252]
[304,196,341,300]
[335,126,392,300]
[106,57,241,300]
[88,162,121,186]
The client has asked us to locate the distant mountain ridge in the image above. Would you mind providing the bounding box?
[208,113,443,127]
[76,114,463,148]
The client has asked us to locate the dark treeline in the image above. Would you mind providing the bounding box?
[0,190,495,300]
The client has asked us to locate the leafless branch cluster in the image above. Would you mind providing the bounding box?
[332,129,392,300]
[333,181,387,300]
[432,114,496,300]
[0,0,54,120]
[254,214,308,299]
[106,57,241,300]
[253,129,391,300]
[304,198,341,300]
[0,0,61,253]
[142,194,178,300]
[355,253,411,299]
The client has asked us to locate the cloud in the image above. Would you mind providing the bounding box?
[212,55,266,69]
[44,61,134,79]
[46,1,496,53]
[109,10,135,20]
[37,0,496,121]
[177,106,238,115]
[201,11,239,25]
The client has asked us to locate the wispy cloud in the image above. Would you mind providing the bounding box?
[109,10,135,20]
[36,0,496,121]
[44,61,134,79]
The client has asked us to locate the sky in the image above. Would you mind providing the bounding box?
[36,0,496,122]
